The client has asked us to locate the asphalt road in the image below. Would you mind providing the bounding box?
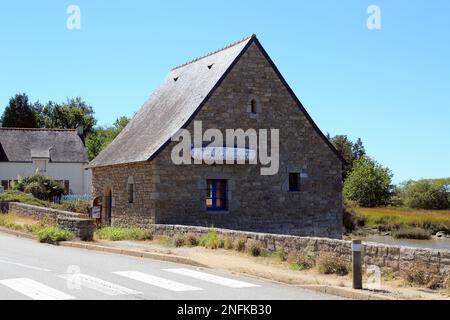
[0,232,341,300]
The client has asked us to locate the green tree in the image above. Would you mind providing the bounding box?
[1,93,39,128]
[328,135,366,179]
[343,156,393,207]
[36,97,97,136]
[400,180,450,210]
[86,116,130,160]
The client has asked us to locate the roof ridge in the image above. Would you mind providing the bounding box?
[171,34,256,71]
[0,127,76,132]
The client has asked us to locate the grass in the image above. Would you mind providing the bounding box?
[317,253,350,276]
[287,251,315,271]
[355,207,450,234]
[35,226,74,244]
[0,190,50,207]
[391,226,431,240]
[0,213,24,231]
[199,230,222,249]
[95,227,153,241]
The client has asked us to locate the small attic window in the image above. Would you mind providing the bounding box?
[250,99,257,114]
[207,64,214,69]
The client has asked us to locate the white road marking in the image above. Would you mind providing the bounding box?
[58,273,141,296]
[0,278,74,300]
[0,259,51,272]
[113,271,203,292]
[164,268,260,288]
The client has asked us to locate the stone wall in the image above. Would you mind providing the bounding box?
[57,216,94,241]
[91,162,156,228]
[5,202,94,241]
[151,224,450,279]
[7,202,88,221]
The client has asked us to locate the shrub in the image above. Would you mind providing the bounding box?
[391,226,431,240]
[200,230,221,249]
[233,237,247,252]
[35,226,74,244]
[343,205,366,233]
[185,233,199,246]
[272,246,287,262]
[223,236,234,250]
[13,173,65,200]
[401,180,450,210]
[174,234,186,247]
[287,251,315,270]
[95,227,153,241]
[402,265,432,287]
[246,239,263,257]
[60,199,91,214]
[317,253,350,276]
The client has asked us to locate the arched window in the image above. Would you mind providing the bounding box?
[250,99,257,114]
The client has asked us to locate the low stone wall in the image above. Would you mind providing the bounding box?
[7,202,88,221]
[4,202,93,241]
[151,224,450,280]
[57,216,94,241]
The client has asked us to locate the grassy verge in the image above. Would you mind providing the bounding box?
[0,190,50,207]
[355,207,450,235]
[0,213,74,243]
[95,227,153,241]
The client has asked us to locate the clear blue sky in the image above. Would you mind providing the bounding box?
[1,1,449,183]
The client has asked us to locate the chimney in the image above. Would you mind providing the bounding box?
[76,123,84,143]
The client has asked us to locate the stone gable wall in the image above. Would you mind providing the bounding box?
[151,42,343,238]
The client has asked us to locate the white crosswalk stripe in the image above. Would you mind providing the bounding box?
[58,273,142,296]
[164,268,260,288]
[0,278,74,300]
[113,271,203,292]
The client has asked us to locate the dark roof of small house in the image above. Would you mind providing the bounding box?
[89,34,345,168]
[0,128,87,163]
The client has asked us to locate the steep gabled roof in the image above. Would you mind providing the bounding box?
[0,128,87,163]
[89,35,345,168]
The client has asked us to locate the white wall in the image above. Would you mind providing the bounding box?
[0,162,91,194]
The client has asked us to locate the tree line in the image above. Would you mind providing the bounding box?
[0,93,129,161]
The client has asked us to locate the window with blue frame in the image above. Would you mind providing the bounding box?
[206,179,227,211]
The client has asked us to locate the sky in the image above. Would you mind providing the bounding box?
[0,1,449,183]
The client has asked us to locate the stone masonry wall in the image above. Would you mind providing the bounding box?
[91,162,156,228]
[57,216,94,241]
[151,224,450,279]
[152,42,343,238]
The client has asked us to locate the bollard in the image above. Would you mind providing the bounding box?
[352,239,363,289]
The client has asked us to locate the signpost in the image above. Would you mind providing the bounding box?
[91,196,102,226]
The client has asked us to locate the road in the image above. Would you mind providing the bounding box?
[0,232,341,300]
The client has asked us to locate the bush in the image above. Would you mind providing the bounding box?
[343,156,393,207]
[200,230,221,249]
[185,233,199,246]
[234,237,247,252]
[401,180,450,210]
[95,227,153,241]
[287,251,315,270]
[246,239,263,257]
[391,226,431,240]
[35,226,74,244]
[402,265,432,287]
[174,234,186,247]
[272,246,287,262]
[13,173,65,200]
[60,199,91,214]
[343,204,366,233]
[317,253,350,276]
[223,236,234,250]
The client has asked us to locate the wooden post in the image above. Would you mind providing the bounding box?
[352,239,363,289]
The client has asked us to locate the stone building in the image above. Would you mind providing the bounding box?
[89,35,345,238]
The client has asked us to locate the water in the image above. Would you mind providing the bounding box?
[357,235,450,250]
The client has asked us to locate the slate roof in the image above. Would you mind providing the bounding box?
[0,128,87,163]
[89,34,345,168]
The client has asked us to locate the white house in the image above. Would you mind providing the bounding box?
[0,127,91,194]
